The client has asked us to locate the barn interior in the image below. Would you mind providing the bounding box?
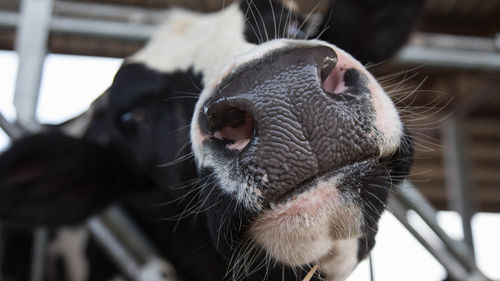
[0,0,499,280]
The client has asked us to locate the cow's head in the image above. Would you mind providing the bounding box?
[0,1,420,280]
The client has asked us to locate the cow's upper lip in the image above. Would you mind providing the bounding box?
[264,168,339,209]
[263,157,375,209]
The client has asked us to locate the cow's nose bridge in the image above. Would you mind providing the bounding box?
[202,45,339,151]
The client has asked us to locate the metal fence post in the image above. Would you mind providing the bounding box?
[442,117,476,259]
[13,0,54,131]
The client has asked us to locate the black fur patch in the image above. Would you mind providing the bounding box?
[106,63,203,186]
[356,127,414,260]
[0,134,153,226]
[317,0,425,63]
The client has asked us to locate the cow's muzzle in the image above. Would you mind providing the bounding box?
[197,45,379,202]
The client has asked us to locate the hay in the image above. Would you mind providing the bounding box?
[302,265,318,281]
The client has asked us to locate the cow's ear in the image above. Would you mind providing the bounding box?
[316,0,425,64]
[0,133,154,227]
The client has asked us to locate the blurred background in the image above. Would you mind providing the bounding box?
[0,0,499,280]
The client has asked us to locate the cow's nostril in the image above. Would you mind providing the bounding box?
[321,57,347,95]
[211,107,255,150]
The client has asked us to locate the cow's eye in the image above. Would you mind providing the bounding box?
[118,110,145,135]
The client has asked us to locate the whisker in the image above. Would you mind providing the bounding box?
[293,2,321,40]
[277,0,286,39]
[243,1,263,44]
[157,152,194,167]
[314,8,333,39]
[250,0,270,42]
[268,0,277,40]
[247,0,265,43]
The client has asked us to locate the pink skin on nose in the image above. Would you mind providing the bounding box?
[213,112,254,150]
[322,54,349,94]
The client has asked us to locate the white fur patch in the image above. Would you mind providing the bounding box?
[130,3,254,85]
[138,258,178,281]
[47,227,89,281]
[248,176,362,266]
[370,81,404,157]
[319,238,361,281]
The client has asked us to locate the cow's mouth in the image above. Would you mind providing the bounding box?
[264,158,374,211]
[266,169,338,208]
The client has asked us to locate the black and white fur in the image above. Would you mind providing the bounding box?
[0,1,421,280]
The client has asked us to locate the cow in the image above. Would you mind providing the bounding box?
[0,0,422,280]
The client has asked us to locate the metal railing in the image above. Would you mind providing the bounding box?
[388,182,489,281]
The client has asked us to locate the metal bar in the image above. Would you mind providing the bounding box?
[0,12,17,27]
[395,45,500,72]
[88,217,142,279]
[0,112,24,140]
[104,206,159,260]
[389,197,469,280]
[53,1,164,24]
[389,182,489,280]
[88,207,179,281]
[29,228,48,281]
[409,32,497,52]
[0,0,164,22]
[394,182,475,268]
[51,16,154,41]
[0,11,154,41]
[13,0,54,131]
[442,117,476,259]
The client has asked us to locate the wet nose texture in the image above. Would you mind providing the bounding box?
[200,46,379,198]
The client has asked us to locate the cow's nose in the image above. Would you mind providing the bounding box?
[202,45,339,151]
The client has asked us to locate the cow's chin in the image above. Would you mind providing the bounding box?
[248,176,363,266]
